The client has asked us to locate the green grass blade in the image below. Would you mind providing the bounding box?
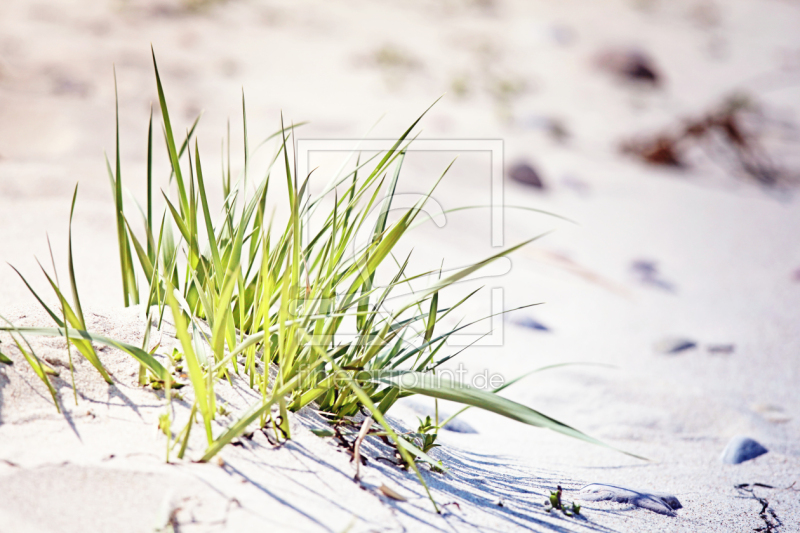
[0,326,170,382]
[365,370,643,459]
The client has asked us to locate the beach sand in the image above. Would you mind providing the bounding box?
[1,1,799,531]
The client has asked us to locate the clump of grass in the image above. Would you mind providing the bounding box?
[2,50,634,512]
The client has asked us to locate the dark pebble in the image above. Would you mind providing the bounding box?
[513,316,550,332]
[508,162,544,189]
[654,337,697,355]
[595,48,662,85]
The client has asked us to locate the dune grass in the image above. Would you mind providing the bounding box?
[1,51,629,511]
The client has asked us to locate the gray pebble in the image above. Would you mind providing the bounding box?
[577,483,682,516]
[721,435,768,464]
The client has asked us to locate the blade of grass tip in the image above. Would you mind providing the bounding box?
[8,264,64,326]
[0,316,60,412]
[0,326,170,382]
[225,118,231,197]
[114,70,139,306]
[111,72,131,306]
[242,90,249,189]
[437,362,615,429]
[35,258,113,382]
[64,185,115,384]
[358,152,405,332]
[152,48,189,218]
[171,113,202,184]
[397,233,553,317]
[194,141,223,286]
[67,189,103,326]
[368,370,645,460]
[147,104,154,260]
[66,185,87,325]
[47,233,77,404]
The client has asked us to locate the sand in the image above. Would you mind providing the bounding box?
[1,0,799,531]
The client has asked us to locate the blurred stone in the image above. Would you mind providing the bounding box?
[706,344,735,355]
[577,484,682,516]
[560,175,591,194]
[549,25,577,47]
[508,162,544,188]
[630,260,676,292]
[595,48,661,85]
[512,316,550,332]
[654,337,697,355]
[721,436,768,464]
[520,115,569,142]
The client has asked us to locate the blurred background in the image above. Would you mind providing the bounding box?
[2,0,800,307]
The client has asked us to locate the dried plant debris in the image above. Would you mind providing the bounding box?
[622,93,799,187]
[577,483,682,516]
[595,48,661,85]
[734,483,786,532]
[379,484,408,502]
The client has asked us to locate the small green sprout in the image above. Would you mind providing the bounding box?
[544,486,581,517]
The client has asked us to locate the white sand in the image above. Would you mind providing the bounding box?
[1,0,799,531]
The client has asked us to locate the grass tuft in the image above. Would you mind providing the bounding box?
[2,52,637,512]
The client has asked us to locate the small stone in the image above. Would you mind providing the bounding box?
[721,436,768,464]
[594,48,661,85]
[577,484,681,516]
[508,162,544,189]
[654,337,697,355]
[513,316,550,332]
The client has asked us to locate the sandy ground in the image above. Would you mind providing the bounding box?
[1,0,800,531]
